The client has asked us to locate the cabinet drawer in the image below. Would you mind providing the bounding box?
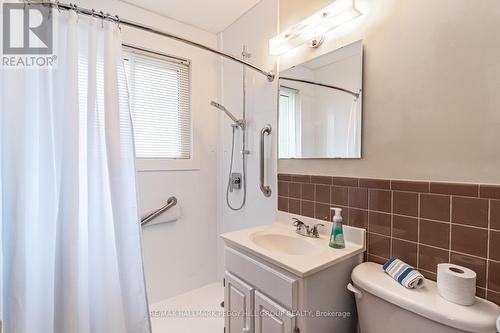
[225,246,298,310]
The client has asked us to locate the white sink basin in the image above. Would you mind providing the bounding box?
[220,217,366,277]
[250,231,323,256]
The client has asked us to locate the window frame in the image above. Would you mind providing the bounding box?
[123,45,199,172]
[278,86,302,159]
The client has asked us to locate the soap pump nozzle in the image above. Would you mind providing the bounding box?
[332,207,342,222]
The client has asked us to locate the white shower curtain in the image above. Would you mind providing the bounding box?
[0,11,151,333]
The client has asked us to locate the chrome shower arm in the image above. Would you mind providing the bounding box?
[210,101,245,127]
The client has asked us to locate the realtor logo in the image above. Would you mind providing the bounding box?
[2,3,56,68]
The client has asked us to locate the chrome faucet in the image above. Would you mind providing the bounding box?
[292,218,324,238]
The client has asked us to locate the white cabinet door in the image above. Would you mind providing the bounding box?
[225,271,254,333]
[255,290,296,333]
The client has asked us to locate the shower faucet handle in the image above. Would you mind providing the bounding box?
[229,173,242,192]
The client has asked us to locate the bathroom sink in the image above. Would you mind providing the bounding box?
[250,231,322,255]
[220,220,366,277]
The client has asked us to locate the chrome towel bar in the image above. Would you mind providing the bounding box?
[141,196,178,226]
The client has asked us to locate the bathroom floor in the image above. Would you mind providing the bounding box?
[150,283,224,333]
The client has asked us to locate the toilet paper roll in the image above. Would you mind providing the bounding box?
[437,263,476,306]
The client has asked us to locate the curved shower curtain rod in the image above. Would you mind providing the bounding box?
[279,77,361,99]
[28,0,276,82]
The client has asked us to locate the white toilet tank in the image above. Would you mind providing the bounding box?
[350,262,499,333]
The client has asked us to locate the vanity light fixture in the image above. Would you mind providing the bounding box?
[269,0,362,56]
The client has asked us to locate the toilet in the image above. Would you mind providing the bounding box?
[349,262,500,333]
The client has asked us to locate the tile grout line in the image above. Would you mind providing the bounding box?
[367,228,498,260]
[417,193,421,269]
[280,173,496,193]
[448,195,453,263]
[486,199,491,299]
[282,184,498,228]
[390,190,394,258]
[280,194,497,229]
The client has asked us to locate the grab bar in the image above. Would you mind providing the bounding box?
[259,124,272,197]
[141,196,178,226]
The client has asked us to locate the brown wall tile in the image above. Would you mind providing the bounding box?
[315,185,330,204]
[276,173,500,300]
[301,200,314,218]
[311,175,332,185]
[451,197,488,228]
[369,189,392,213]
[487,290,500,306]
[332,176,358,187]
[420,269,437,281]
[291,174,310,183]
[359,178,390,189]
[369,211,391,236]
[301,183,314,201]
[450,252,487,287]
[420,194,450,222]
[393,191,418,217]
[430,182,478,197]
[489,230,500,261]
[349,208,368,229]
[315,203,330,221]
[289,182,301,199]
[451,224,488,258]
[335,206,349,225]
[278,174,292,181]
[278,181,289,197]
[391,180,429,193]
[419,219,450,249]
[349,187,368,209]
[480,185,500,199]
[331,186,348,206]
[392,239,417,267]
[368,233,391,259]
[476,287,486,298]
[392,215,418,242]
[289,199,300,215]
[367,254,386,265]
[488,261,500,293]
[491,200,500,231]
[278,196,288,212]
[418,245,449,273]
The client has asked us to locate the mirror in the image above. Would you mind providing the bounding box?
[278,40,363,159]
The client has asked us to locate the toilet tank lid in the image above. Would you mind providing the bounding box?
[351,262,500,333]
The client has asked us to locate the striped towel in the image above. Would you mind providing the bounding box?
[383,257,425,289]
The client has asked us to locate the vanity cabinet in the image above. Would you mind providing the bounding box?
[224,270,296,333]
[223,245,362,333]
[254,290,295,333]
[224,271,254,333]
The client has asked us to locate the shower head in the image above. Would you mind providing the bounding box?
[210,101,244,127]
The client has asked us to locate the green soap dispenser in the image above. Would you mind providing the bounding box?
[329,207,345,249]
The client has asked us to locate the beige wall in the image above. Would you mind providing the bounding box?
[278,0,500,184]
[279,0,330,32]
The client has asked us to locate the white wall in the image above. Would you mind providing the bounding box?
[217,0,279,279]
[75,0,220,303]
[278,0,500,184]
